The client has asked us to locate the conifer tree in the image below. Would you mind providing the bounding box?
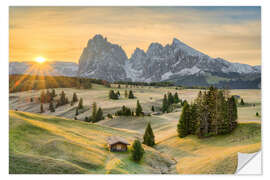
[78,98,83,109]
[60,91,66,105]
[189,103,198,134]
[135,100,143,116]
[128,90,135,99]
[124,89,128,98]
[75,107,79,116]
[168,92,174,106]
[174,92,180,103]
[51,89,56,97]
[72,92,78,103]
[92,102,97,118]
[94,107,103,122]
[116,90,120,97]
[240,98,245,105]
[151,105,155,112]
[162,94,169,113]
[131,139,144,162]
[40,103,44,113]
[143,123,155,146]
[49,101,55,112]
[177,102,190,138]
[40,90,46,103]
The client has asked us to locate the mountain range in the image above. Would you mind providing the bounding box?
[9,34,261,89]
[78,34,261,89]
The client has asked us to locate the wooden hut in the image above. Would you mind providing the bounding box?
[107,136,130,152]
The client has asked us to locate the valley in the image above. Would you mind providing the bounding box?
[9,83,261,174]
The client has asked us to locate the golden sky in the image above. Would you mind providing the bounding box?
[9,7,261,65]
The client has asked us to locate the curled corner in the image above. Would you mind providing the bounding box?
[235,151,262,175]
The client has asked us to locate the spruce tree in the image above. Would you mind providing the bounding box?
[189,103,198,135]
[128,90,135,99]
[131,139,144,162]
[40,103,44,113]
[135,100,143,116]
[40,90,46,103]
[72,92,78,103]
[49,101,55,112]
[177,102,190,138]
[92,102,97,119]
[151,105,155,112]
[51,89,56,97]
[94,107,103,122]
[168,92,174,106]
[60,91,66,105]
[143,123,155,146]
[174,92,180,103]
[162,94,168,113]
[78,98,83,109]
[240,98,245,105]
[75,107,79,116]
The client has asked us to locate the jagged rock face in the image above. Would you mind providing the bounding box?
[78,34,128,82]
[77,34,261,88]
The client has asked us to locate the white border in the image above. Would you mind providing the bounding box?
[1,0,270,180]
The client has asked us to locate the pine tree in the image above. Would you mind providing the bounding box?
[40,103,44,113]
[78,98,83,109]
[189,103,198,135]
[60,91,66,105]
[72,92,78,103]
[177,102,190,138]
[128,90,135,99]
[135,100,143,116]
[92,102,97,118]
[162,94,169,113]
[131,139,144,162]
[240,98,245,105]
[49,101,55,112]
[94,107,103,122]
[75,107,79,116]
[174,92,180,103]
[143,123,155,146]
[46,90,51,103]
[151,105,155,112]
[40,90,46,103]
[168,92,174,106]
[51,89,56,97]
[116,90,120,97]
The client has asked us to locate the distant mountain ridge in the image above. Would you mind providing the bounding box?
[77,34,261,89]
[9,61,78,77]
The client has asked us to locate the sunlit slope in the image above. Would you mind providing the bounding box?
[9,110,175,174]
[156,122,261,174]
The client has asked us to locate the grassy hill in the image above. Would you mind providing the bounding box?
[9,110,176,174]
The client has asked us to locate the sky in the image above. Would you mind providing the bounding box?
[9,6,261,66]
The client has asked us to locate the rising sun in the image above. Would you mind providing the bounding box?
[35,56,46,63]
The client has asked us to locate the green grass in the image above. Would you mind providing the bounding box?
[9,110,175,174]
[156,122,261,174]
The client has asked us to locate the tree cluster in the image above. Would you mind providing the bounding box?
[40,89,56,103]
[177,87,238,138]
[109,90,120,100]
[162,92,181,113]
[55,91,69,107]
[85,102,104,123]
[115,105,132,116]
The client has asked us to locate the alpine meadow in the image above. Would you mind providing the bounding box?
[9,6,261,174]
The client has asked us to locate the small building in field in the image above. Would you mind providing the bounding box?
[107,136,130,152]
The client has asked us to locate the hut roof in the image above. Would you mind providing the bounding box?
[107,136,130,145]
